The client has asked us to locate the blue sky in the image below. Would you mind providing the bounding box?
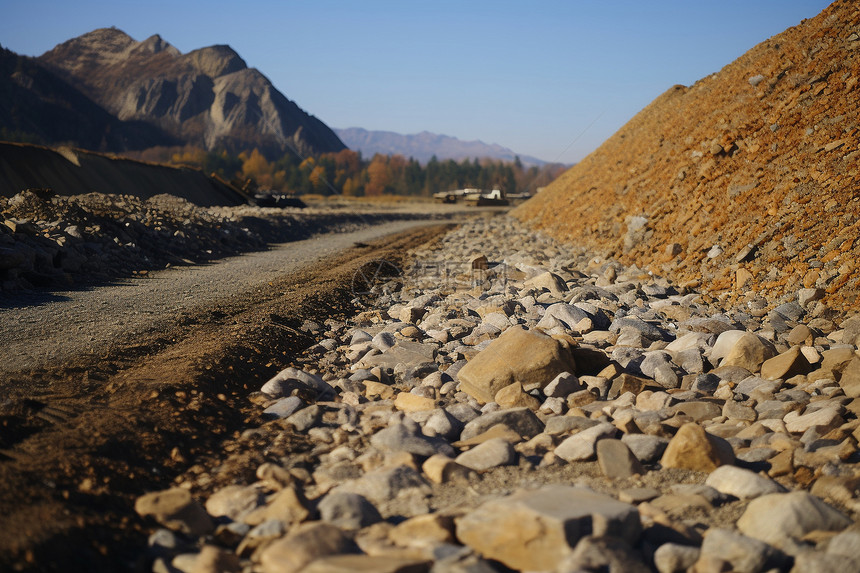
[2,0,832,163]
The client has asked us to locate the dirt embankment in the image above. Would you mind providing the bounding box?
[0,142,246,206]
[514,0,860,311]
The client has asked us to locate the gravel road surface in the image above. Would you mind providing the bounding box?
[1,219,449,374]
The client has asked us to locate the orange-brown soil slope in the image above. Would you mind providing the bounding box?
[514,1,860,310]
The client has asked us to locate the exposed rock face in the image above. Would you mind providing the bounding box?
[37,28,345,157]
[0,46,175,151]
[185,45,247,79]
[513,1,860,308]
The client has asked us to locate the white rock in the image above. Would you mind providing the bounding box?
[737,492,852,548]
[710,330,748,363]
[784,407,844,434]
[705,465,785,500]
[455,438,517,471]
[554,422,617,462]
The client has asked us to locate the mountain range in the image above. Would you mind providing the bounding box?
[2,28,345,157]
[335,127,549,166]
[1,29,549,166]
[0,44,174,150]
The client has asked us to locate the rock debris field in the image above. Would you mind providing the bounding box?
[136,216,860,573]
[0,190,438,293]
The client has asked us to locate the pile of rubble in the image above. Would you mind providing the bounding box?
[514,1,860,309]
[0,190,426,292]
[135,217,860,573]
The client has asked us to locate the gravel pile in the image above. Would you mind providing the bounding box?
[135,216,860,573]
[0,190,431,292]
[514,2,860,309]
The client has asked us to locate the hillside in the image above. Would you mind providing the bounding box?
[514,0,860,311]
[35,28,345,157]
[335,127,550,166]
[0,142,245,206]
[0,46,175,150]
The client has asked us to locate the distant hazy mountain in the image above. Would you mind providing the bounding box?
[36,28,345,157]
[335,127,548,166]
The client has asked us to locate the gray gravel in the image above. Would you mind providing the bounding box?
[0,219,451,373]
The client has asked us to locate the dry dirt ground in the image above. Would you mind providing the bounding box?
[0,222,455,572]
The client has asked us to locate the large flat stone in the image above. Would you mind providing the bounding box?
[784,407,844,434]
[135,488,213,536]
[459,407,544,441]
[455,485,641,571]
[704,465,784,499]
[699,528,785,573]
[334,465,430,505]
[554,422,617,462]
[838,357,860,398]
[455,437,517,471]
[298,554,431,573]
[358,342,438,369]
[597,439,645,478]
[371,422,456,458]
[261,367,335,400]
[259,521,356,573]
[737,492,852,548]
[761,346,812,381]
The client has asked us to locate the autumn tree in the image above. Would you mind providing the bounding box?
[365,154,392,196]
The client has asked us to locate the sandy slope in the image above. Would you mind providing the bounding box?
[514,0,860,313]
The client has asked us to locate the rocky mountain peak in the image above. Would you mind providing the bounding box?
[184,45,247,78]
[132,34,181,58]
[34,29,344,157]
[69,27,135,52]
[40,27,137,72]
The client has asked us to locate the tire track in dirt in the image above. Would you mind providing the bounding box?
[0,221,456,572]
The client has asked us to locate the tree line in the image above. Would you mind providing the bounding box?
[132,146,567,197]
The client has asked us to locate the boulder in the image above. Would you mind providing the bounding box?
[455,485,640,571]
[737,492,852,548]
[457,326,576,404]
[660,423,735,472]
[719,333,776,373]
[134,488,213,536]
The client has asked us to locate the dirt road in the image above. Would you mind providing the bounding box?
[0,219,456,572]
[1,219,454,374]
